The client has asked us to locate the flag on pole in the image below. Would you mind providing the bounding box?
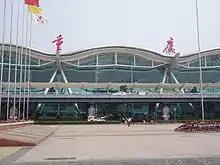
[25,0,47,24]
[24,0,39,7]
[33,14,47,24]
[28,5,42,14]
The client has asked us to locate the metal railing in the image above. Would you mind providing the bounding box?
[1,92,220,98]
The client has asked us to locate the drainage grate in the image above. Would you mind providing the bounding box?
[44,157,76,161]
[59,137,76,140]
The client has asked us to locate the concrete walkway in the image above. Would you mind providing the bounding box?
[0,147,21,161]
[15,124,220,164]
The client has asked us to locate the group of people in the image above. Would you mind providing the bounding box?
[122,116,155,127]
[122,117,132,127]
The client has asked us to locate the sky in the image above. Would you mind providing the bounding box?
[0,0,220,55]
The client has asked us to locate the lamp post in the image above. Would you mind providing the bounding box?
[195,0,205,121]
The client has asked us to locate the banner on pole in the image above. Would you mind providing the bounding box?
[24,0,40,7]
[28,5,42,14]
[33,14,47,24]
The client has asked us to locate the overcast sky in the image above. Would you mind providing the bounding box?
[0,0,220,55]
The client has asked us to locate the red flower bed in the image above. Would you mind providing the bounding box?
[175,121,220,133]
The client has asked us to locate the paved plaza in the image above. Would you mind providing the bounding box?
[1,124,220,164]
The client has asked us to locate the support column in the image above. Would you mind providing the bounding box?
[160,68,168,93]
[170,72,184,92]
[96,54,99,66]
[133,54,136,66]
[115,52,117,65]
[44,69,57,95]
[36,69,57,110]
[170,71,195,112]
[155,68,168,116]
[60,68,72,94]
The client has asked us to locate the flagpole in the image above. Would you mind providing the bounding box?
[7,0,14,120]
[27,13,33,120]
[19,3,26,121]
[13,0,21,120]
[0,0,7,120]
[195,0,204,121]
[23,11,30,120]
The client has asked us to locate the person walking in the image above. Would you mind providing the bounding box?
[127,117,132,127]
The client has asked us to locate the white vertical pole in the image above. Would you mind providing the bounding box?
[0,0,7,119]
[13,0,21,120]
[27,14,33,120]
[195,0,205,121]
[7,0,14,120]
[23,11,29,119]
[18,4,26,120]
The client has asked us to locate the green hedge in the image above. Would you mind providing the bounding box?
[34,119,220,125]
[34,120,121,125]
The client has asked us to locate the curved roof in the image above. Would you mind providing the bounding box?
[1,43,220,64]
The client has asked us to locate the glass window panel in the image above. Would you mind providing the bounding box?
[189,57,205,67]
[98,52,115,65]
[117,52,134,66]
[79,55,96,66]
[30,57,39,65]
[133,69,163,83]
[179,62,188,67]
[95,69,132,83]
[153,61,164,66]
[2,51,10,63]
[30,70,55,82]
[67,60,78,65]
[172,69,200,83]
[206,55,220,67]
[202,69,220,83]
[135,55,152,66]
[65,69,95,82]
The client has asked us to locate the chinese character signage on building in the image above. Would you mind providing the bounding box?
[163,37,176,55]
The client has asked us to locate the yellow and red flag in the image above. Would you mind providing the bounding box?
[24,0,48,25]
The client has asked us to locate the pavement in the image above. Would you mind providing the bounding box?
[0,147,22,161]
[0,125,59,146]
[1,124,220,165]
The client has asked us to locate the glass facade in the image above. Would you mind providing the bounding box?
[1,45,220,121]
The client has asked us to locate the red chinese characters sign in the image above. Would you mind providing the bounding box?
[163,37,175,54]
[52,34,64,53]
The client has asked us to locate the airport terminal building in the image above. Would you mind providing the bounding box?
[1,43,220,121]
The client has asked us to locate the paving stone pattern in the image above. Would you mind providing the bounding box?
[1,124,220,165]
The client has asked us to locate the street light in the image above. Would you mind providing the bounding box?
[195,0,205,121]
